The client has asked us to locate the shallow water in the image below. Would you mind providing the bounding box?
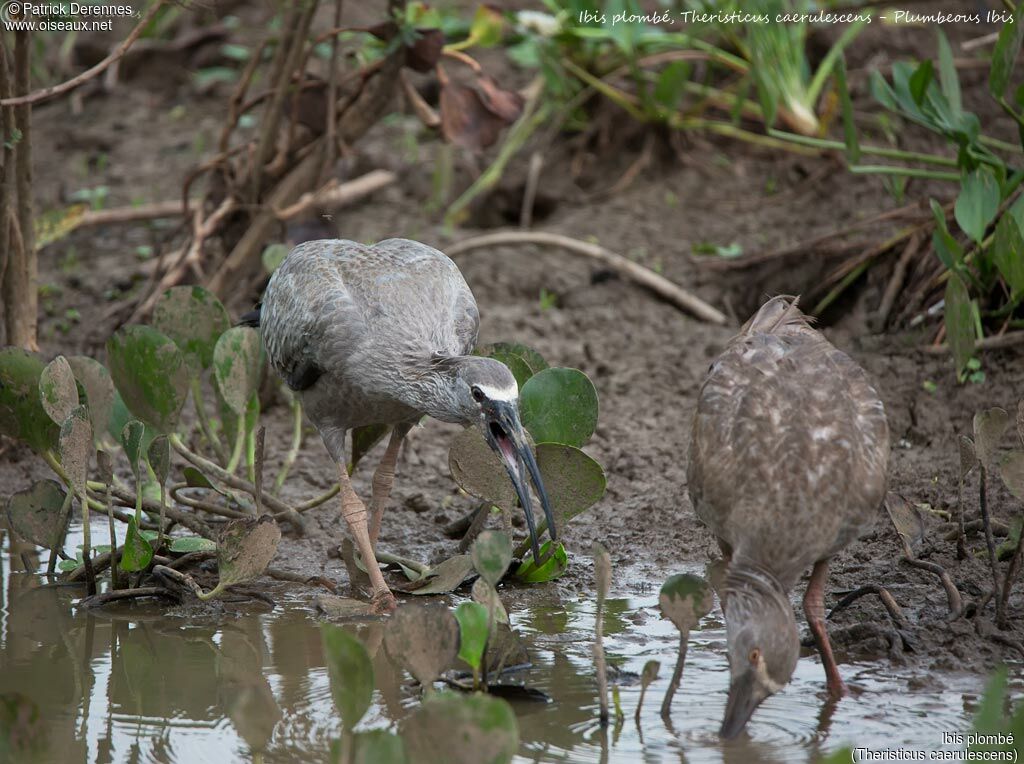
[0,520,1016,763]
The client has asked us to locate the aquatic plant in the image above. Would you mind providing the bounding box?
[658,573,713,718]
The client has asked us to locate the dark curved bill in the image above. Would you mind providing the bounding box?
[483,401,556,565]
[720,669,760,740]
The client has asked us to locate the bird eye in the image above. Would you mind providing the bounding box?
[471,386,485,402]
[748,648,761,665]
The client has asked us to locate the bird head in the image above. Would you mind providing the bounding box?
[452,357,556,564]
[720,571,799,739]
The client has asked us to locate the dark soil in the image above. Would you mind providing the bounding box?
[5,1,1024,678]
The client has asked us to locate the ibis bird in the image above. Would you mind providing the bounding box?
[687,296,889,738]
[247,238,556,612]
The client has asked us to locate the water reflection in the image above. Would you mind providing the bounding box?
[0,523,1013,763]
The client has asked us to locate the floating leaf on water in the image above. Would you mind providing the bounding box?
[106,325,189,433]
[520,367,598,447]
[513,541,568,583]
[455,601,489,674]
[169,536,216,553]
[884,492,926,554]
[67,356,116,442]
[384,603,460,689]
[403,554,475,595]
[352,729,407,764]
[350,424,390,473]
[974,407,1010,469]
[592,541,611,602]
[959,435,979,480]
[120,517,154,572]
[0,348,60,454]
[321,624,374,732]
[213,327,263,417]
[449,428,516,509]
[471,578,509,624]
[1001,451,1024,501]
[471,530,512,588]
[59,406,93,496]
[39,355,78,426]
[659,573,714,633]
[217,515,282,588]
[4,480,67,549]
[151,285,230,376]
[147,435,170,486]
[402,692,519,764]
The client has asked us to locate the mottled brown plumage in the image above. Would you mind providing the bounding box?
[688,296,889,737]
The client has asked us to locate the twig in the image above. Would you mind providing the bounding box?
[77,200,187,227]
[273,170,396,220]
[77,586,174,609]
[325,0,344,167]
[446,231,728,324]
[999,524,1024,628]
[520,151,543,229]
[901,558,963,618]
[0,0,169,107]
[266,566,338,591]
[873,233,922,331]
[400,69,440,128]
[920,331,1024,355]
[979,467,1003,623]
[219,40,267,153]
[828,584,908,629]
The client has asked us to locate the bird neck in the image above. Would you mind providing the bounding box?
[395,358,465,424]
[723,560,793,623]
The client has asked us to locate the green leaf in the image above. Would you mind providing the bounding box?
[0,348,60,454]
[944,271,974,382]
[520,367,599,447]
[470,530,512,588]
[384,602,460,688]
[151,286,230,375]
[973,668,1010,738]
[402,692,519,764]
[455,601,489,673]
[183,466,215,489]
[169,536,216,553]
[653,61,690,111]
[4,479,68,549]
[536,443,606,526]
[659,573,714,633]
[67,356,116,443]
[120,420,146,481]
[59,405,93,496]
[955,168,1001,244]
[106,325,189,433]
[216,515,281,588]
[321,624,374,732]
[39,355,78,426]
[147,435,170,486]
[464,5,504,48]
[213,327,262,417]
[449,428,517,509]
[993,213,1024,296]
[350,424,390,473]
[120,517,154,572]
[935,31,961,116]
[835,56,859,163]
[57,559,79,573]
[908,59,934,107]
[261,244,289,274]
[352,730,407,764]
[513,540,567,583]
[931,199,963,271]
[990,3,1024,98]
[476,342,547,388]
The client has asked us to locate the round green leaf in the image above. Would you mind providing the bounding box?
[4,479,68,549]
[67,356,116,442]
[402,692,519,764]
[449,428,516,509]
[120,517,154,572]
[384,603,460,688]
[455,601,489,672]
[169,536,216,553]
[353,730,406,764]
[536,443,606,525]
[0,348,60,454]
[213,327,262,417]
[147,435,170,486]
[321,624,374,732]
[513,540,567,583]
[659,573,714,633]
[471,530,512,588]
[106,325,189,433]
[59,406,93,496]
[520,367,598,447]
[152,285,231,375]
[262,243,290,274]
[955,167,1001,244]
[121,420,146,481]
[477,342,547,388]
[183,466,215,489]
[39,355,78,426]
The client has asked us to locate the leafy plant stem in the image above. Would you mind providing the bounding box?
[273,398,303,493]
[595,588,608,727]
[767,129,959,166]
[979,466,1004,623]
[660,632,687,718]
[813,259,872,315]
[46,488,74,578]
[104,475,121,590]
[157,483,167,551]
[79,486,96,596]
[849,165,961,182]
[226,420,246,474]
[190,378,225,462]
[805,18,870,107]
[672,118,820,155]
[245,425,256,484]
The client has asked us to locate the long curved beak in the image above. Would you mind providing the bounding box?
[720,669,762,740]
[482,400,556,565]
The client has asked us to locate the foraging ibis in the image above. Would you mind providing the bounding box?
[687,296,889,738]
[248,238,555,612]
